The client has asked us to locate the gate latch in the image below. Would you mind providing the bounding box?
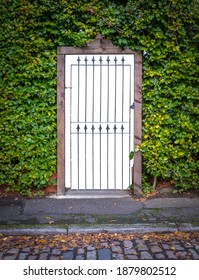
[130,103,134,109]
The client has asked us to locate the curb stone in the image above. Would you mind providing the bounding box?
[0,223,199,235]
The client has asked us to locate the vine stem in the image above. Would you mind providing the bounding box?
[152,176,157,190]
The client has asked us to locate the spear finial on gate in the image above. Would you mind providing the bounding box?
[106,125,110,131]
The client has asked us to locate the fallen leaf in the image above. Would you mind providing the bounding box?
[170,246,176,250]
[45,216,53,220]
[38,239,46,243]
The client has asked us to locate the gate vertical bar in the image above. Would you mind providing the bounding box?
[106,56,110,189]
[77,56,80,189]
[107,56,110,122]
[121,57,125,189]
[121,125,124,189]
[114,124,117,189]
[106,124,110,189]
[129,66,132,186]
[91,124,95,189]
[99,56,102,189]
[70,64,72,188]
[76,125,80,189]
[114,56,117,122]
[84,56,88,189]
[114,56,117,189]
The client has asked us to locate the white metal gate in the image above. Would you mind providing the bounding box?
[65,54,134,190]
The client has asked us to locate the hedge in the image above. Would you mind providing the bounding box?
[0,0,198,195]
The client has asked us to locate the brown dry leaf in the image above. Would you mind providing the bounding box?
[38,239,46,243]
[142,235,149,240]
[60,239,67,243]
[61,246,68,251]
[170,246,176,250]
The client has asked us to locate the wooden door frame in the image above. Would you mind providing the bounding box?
[57,34,142,195]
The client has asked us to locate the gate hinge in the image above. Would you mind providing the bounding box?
[130,103,134,109]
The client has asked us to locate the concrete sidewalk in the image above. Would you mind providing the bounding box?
[0,190,199,234]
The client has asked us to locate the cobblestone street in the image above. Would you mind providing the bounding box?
[0,232,199,260]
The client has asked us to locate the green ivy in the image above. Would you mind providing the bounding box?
[0,0,198,194]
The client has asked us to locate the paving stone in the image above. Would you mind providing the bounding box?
[22,247,31,253]
[87,246,95,251]
[77,248,85,255]
[172,241,180,245]
[124,248,137,255]
[98,249,112,260]
[155,253,165,260]
[112,253,124,260]
[194,245,199,251]
[62,251,74,260]
[7,248,19,254]
[49,255,60,260]
[112,246,123,253]
[126,255,138,260]
[166,251,177,260]
[140,251,153,260]
[18,253,29,260]
[162,244,170,250]
[39,253,48,260]
[136,244,148,251]
[32,249,39,254]
[123,240,133,248]
[150,241,159,245]
[174,245,185,251]
[41,247,51,253]
[175,251,188,259]
[28,255,37,260]
[52,248,61,255]
[188,249,199,260]
[76,255,85,260]
[3,255,18,260]
[135,239,145,244]
[112,241,120,245]
[150,246,162,253]
[87,251,96,260]
[184,243,194,249]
